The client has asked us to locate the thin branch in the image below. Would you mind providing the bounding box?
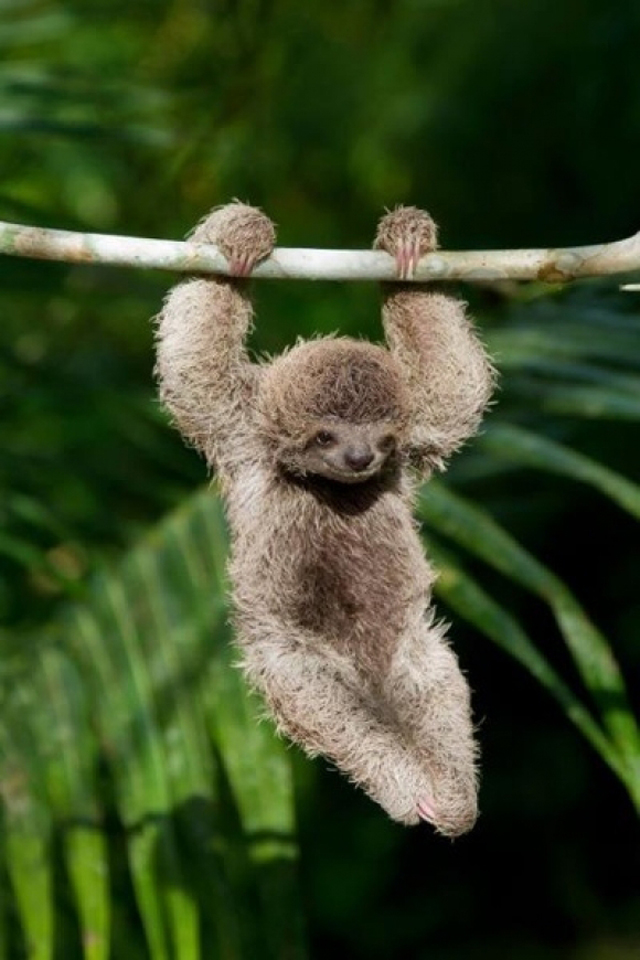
[0,218,639,282]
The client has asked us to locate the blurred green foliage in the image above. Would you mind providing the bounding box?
[1,1,639,958]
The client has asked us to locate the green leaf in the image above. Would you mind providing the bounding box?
[36,649,109,960]
[69,587,192,960]
[0,842,6,960]
[500,358,640,395]
[486,321,640,371]
[0,529,83,595]
[478,423,640,521]
[427,538,626,781]
[0,685,54,960]
[1,486,306,960]
[0,645,110,960]
[418,481,640,807]
[4,832,53,960]
[508,379,640,420]
[57,486,305,960]
[174,491,306,960]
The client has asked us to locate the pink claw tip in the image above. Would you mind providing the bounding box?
[395,239,421,280]
[417,798,438,824]
[229,252,254,278]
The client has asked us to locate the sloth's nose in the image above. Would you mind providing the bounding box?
[344,447,374,472]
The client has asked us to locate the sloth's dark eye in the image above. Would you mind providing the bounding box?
[315,430,335,447]
[379,434,396,452]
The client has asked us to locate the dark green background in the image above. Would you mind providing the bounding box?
[1,2,639,958]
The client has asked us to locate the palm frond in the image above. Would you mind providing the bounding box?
[0,488,306,960]
[419,481,640,809]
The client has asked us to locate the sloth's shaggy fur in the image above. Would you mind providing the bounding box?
[155,202,495,835]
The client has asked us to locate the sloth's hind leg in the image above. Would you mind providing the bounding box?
[240,631,431,825]
[385,614,479,837]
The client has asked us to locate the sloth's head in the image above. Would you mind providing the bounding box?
[257,338,410,484]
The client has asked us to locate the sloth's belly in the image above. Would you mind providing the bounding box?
[293,537,407,639]
[228,474,433,670]
[245,490,430,664]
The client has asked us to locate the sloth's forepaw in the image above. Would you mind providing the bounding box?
[374,205,438,280]
[190,200,276,277]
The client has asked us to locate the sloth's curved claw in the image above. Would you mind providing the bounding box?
[395,238,423,280]
[229,251,255,278]
[416,796,439,824]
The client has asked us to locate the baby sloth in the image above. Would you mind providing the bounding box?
[155,202,494,836]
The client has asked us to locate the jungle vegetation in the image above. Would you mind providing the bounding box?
[1,2,639,959]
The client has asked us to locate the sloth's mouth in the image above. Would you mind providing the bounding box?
[279,455,400,495]
[316,464,382,484]
[279,462,379,485]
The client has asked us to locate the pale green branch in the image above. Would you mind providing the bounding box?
[0,218,639,282]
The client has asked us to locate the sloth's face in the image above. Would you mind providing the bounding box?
[291,421,399,484]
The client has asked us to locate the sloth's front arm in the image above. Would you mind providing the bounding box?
[154,203,276,475]
[374,207,495,472]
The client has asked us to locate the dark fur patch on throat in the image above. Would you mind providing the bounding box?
[279,463,401,515]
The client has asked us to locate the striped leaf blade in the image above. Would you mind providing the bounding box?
[0,677,54,960]
[419,481,640,808]
[478,423,640,520]
[37,649,110,960]
[427,538,626,780]
[57,486,306,960]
